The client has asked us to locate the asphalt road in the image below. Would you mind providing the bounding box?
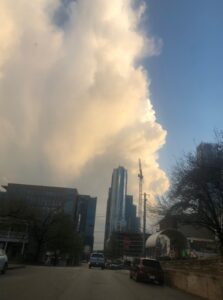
[0,264,202,300]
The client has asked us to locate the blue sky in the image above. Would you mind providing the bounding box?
[143,0,223,175]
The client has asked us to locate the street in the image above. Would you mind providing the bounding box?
[0,264,202,300]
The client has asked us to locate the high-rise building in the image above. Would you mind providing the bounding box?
[109,166,127,233]
[125,195,139,233]
[76,195,97,254]
[104,188,112,249]
[104,167,139,248]
[196,143,218,162]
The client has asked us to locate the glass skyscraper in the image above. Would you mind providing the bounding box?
[76,195,97,254]
[109,166,127,233]
[104,167,139,248]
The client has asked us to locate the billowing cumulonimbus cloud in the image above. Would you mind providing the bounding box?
[0,0,169,246]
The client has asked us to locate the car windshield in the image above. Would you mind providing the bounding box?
[142,260,161,268]
[91,254,104,258]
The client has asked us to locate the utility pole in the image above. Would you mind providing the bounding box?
[142,193,147,257]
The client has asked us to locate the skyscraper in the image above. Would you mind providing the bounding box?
[76,195,97,254]
[104,167,139,248]
[109,166,127,232]
[104,188,112,248]
[125,195,139,233]
[104,167,127,245]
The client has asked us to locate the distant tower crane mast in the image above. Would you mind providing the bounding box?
[138,158,143,227]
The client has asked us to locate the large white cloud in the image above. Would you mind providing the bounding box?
[0,0,169,248]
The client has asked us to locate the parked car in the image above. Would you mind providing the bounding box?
[129,258,164,285]
[105,259,124,270]
[107,260,124,270]
[0,249,8,275]
[89,253,105,269]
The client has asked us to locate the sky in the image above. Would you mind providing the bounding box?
[0,0,223,249]
[145,0,223,176]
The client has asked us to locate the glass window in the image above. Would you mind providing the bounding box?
[142,259,161,268]
[91,253,104,258]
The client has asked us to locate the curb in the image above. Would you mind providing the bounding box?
[8,265,26,270]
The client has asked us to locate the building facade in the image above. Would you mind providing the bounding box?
[104,188,112,249]
[109,166,128,233]
[0,183,97,260]
[125,195,139,233]
[0,217,28,259]
[0,183,79,259]
[196,142,219,163]
[1,183,78,219]
[104,167,139,249]
[106,231,147,258]
[76,195,97,255]
[146,215,217,259]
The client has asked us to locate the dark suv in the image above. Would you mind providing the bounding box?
[129,258,164,285]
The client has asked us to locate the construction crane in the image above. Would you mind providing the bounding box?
[138,158,143,227]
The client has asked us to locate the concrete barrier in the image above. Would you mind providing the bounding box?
[164,269,223,300]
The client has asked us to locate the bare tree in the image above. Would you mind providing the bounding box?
[0,197,82,263]
[168,133,223,256]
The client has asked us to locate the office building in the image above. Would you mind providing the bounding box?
[76,195,97,254]
[125,195,139,233]
[109,166,127,232]
[104,167,139,248]
[1,183,78,219]
[196,142,218,162]
[0,183,97,259]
